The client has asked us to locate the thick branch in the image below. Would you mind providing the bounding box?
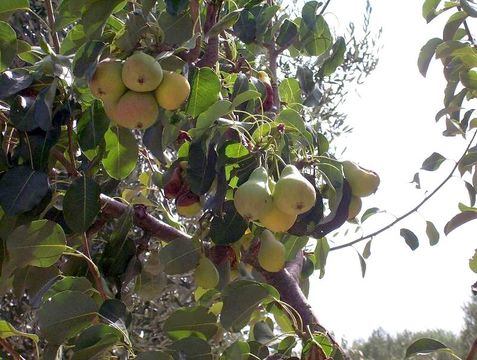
[44,0,60,53]
[467,338,477,360]
[267,46,280,111]
[196,1,221,68]
[184,0,201,63]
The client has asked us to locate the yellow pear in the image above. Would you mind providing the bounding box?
[195,257,219,289]
[155,71,191,110]
[272,165,316,215]
[122,52,163,92]
[342,161,380,197]
[104,91,159,129]
[347,195,362,220]
[258,229,285,272]
[233,167,273,221]
[258,202,297,233]
[176,191,202,218]
[89,59,126,103]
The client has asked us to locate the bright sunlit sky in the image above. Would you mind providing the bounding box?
[307,0,477,342]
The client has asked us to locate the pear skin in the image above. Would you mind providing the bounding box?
[104,91,159,129]
[176,190,201,217]
[273,165,316,215]
[258,202,297,233]
[258,229,285,272]
[347,195,362,220]
[89,59,126,103]
[342,161,380,197]
[122,52,163,92]
[155,71,191,110]
[195,257,219,289]
[233,167,273,221]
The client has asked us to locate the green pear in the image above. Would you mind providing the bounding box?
[155,71,191,110]
[104,91,159,129]
[272,165,316,215]
[342,161,380,197]
[195,257,219,289]
[89,59,126,103]
[122,52,163,92]
[258,229,285,272]
[347,195,362,220]
[233,167,273,221]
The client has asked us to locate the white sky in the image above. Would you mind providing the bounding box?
[308,0,477,342]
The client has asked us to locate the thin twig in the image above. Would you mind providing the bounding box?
[330,130,477,251]
[51,148,80,176]
[318,0,332,16]
[44,0,60,53]
[0,338,23,360]
[458,6,476,46]
[81,233,108,300]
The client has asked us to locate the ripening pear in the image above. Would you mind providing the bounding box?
[233,167,273,221]
[104,91,159,129]
[195,257,219,289]
[155,71,191,110]
[347,195,362,221]
[342,161,380,197]
[176,191,202,217]
[258,229,285,272]
[122,52,163,92]
[258,202,297,233]
[89,59,127,103]
[273,165,316,215]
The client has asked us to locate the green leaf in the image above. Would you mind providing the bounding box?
[418,38,443,77]
[72,40,105,80]
[221,280,273,332]
[421,152,446,171]
[276,19,298,49]
[159,11,193,46]
[363,240,372,259]
[361,207,380,223]
[12,265,60,301]
[77,100,110,152]
[400,228,419,251]
[81,0,124,39]
[164,306,218,340]
[0,320,39,343]
[164,0,189,16]
[0,166,49,216]
[42,276,93,303]
[0,21,17,72]
[322,36,346,76]
[302,1,321,30]
[206,9,241,40]
[159,237,200,275]
[193,100,232,138]
[444,211,477,235]
[279,79,302,110]
[423,0,443,21]
[231,90,260,109]
[39,290,98,345]
[137,351,173,360]
[187,140,217,195]
[443,11,467,40]
[356,250,366,278]
[72,324,122,360]
[461,151,477,167]
[6,220,66,268]
[276,108,313,145]
[233,9,256,44]
[426,221,440,246]
[60,24,87,55]
[63,176,101,233]
[102,126,138,180]
[170,337,212,360]
[314,237,329,278]
[54,0,84,30]
[284,235,309,261]
[186,68,221,117]
[0,0,29,16]
[222,341,250,360]
[299,15,332,57]
[461,0,477,17]
[469,249,477,273]
[405,338,452,357]
[210,201,248,245]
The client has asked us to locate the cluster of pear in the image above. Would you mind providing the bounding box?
[163,163,202,218]
[234,165,316,232]
[342,160,380,220]
[89,51,190,129]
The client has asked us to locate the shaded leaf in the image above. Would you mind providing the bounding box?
[210,201,248,245]
[444,211,477,235]
[77,101,110,152]
[164,306,218,340]
[361,207,380,223]
[159,237,200,275]
[321,36,346,76]
[72,40,105,80]
[102,126,138,180]
[170,337,212,360]
[469,249,477,273]
[72,324,122,360]
[400,228,419,251]
[0,21,17,72]
[186,68,221,117]
[418,38,443,76]
[276,19,298,49]
[405,338,452,357]
[421,152,446,171]
[206,9,241,40]
[461,0,477,17]
[426,221,440,246]
[0,70,33,99]
[0,320,39,343]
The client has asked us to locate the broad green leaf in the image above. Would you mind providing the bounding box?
[405,338,452,357]
[426,221,440,246]
[43,276,93,302]
[193,100,232,138]
[279,79,302,110]
[72,40,105,80]
[0,21,17,72]
[284,235,309,261]
[170,337,212,360]
[314,237,329,278]
[221,280,273,332]
[0,320,39,343]
[77,101,110,152]
[400,228,419,251]
[187,140,217,194]
[0,70,33,99]
[63,176,101,233]
[54,0,84,30]
[72,324,122,360]
[277,336,297,356]
[231,90,260,109]
[421,152,446,171]
[39,290,98,345]
[418,38,443,77]
[7,220,66,268]
[159,237,200,275]
[469,249,477,273]
[81,0,124,39]
[222,341,250,360]
[302,1,321,30]
[322,36,346,76]
[102,126,138,180]
[443,11,467,40]
[276,19,298,49]
[186,68,221,117]
[276,108,313,145]
[159,11,193,46]
[12,266,60,302]
[299,16,332,57]
[444,211,477,235]
[361,207,380,223]
[164,306,218,340]
[422,0,443,22]
[60,24,87,55]
[233,9,256,44]
[210,201,248,245]
[0,0,29,15]
[206,9,241,40]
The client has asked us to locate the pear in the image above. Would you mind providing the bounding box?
[122,52,163,92]
[258,229,285,272]
[347,195,362,221]
[104,91,159,129]
[176,190,201,217]
[233,167,273,221]
[195,257,219,289]
[273,165,316,215]
[89,59,127,103]
[258,202,297,233]
[342,161,380,197]
[155,71,191,110]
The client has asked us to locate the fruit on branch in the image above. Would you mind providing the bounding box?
[89,59,127,103]
[155,71,191,110]
[259,202,297,233]
[104,91,159,129]
[233,167,273,221]
[194,256,219,289]
[273,165,316,215]
[347,195,362,220]
[176,190,202,217]
[342,160,380,197]
[257,71,274,112]
[258,229,286,272]
[164,166,184,199]
[122,51,163,92]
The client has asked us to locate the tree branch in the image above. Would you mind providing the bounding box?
[44,0,60,53]
[0,338,23,360]
[196,1,221,68]
[81,233,108,300]
[184,0,202,64]
[467,338,477,360]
